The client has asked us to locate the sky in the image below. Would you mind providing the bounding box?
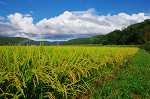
[0,0,150,41]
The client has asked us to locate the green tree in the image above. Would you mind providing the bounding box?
[141,25,150,43]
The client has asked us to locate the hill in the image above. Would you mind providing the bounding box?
[0,37,56,46]
[61,38,106,45]
[93,19,150,45]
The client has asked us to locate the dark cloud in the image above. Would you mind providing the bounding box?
[33,34,90,42]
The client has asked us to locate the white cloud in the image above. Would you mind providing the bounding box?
[7,13,36,34]
[0,16,5,20]
[35,8,150,35]
[0,8,150,39]
[0,22,21,36]
[24,14,31,17]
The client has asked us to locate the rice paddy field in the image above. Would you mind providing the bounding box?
[0,46,138,99]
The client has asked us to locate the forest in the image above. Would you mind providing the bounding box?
[61,38,106,45]
[93,19,150,45]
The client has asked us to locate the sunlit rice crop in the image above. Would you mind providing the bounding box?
[0,46,138,98]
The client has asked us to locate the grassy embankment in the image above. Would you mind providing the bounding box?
[91,49,150,99]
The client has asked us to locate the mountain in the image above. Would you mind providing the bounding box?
[92,19,150,45]
[0,37,56,46]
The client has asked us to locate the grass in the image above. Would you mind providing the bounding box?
[91,49,150,99]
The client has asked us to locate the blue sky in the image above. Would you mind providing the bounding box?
[0,0,150,41]
[1,0,150,23]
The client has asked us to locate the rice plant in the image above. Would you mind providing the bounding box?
[0,46,138,98]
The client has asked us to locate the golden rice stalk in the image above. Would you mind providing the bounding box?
[44,92,55,99]
[13,74,25,98]
[31,69,39,83]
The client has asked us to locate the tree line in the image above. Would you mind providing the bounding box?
[61,38,107,45]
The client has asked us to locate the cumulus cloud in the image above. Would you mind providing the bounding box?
[35,9,150,35]
[7,13,36,34]
[0,22,36,38]
[0,8,150,40]
[0,22,21,36]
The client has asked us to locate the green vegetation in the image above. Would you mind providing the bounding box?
[0,19,149,99]
[93,19,150,45]
[91,49,150,98]
[142,44,150,53]
[61,38,107,45]
[25,40,56,46]
[0,37,56,46]
[0,37,28,45]
[140,41,150,53]
[0,46,138,98]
